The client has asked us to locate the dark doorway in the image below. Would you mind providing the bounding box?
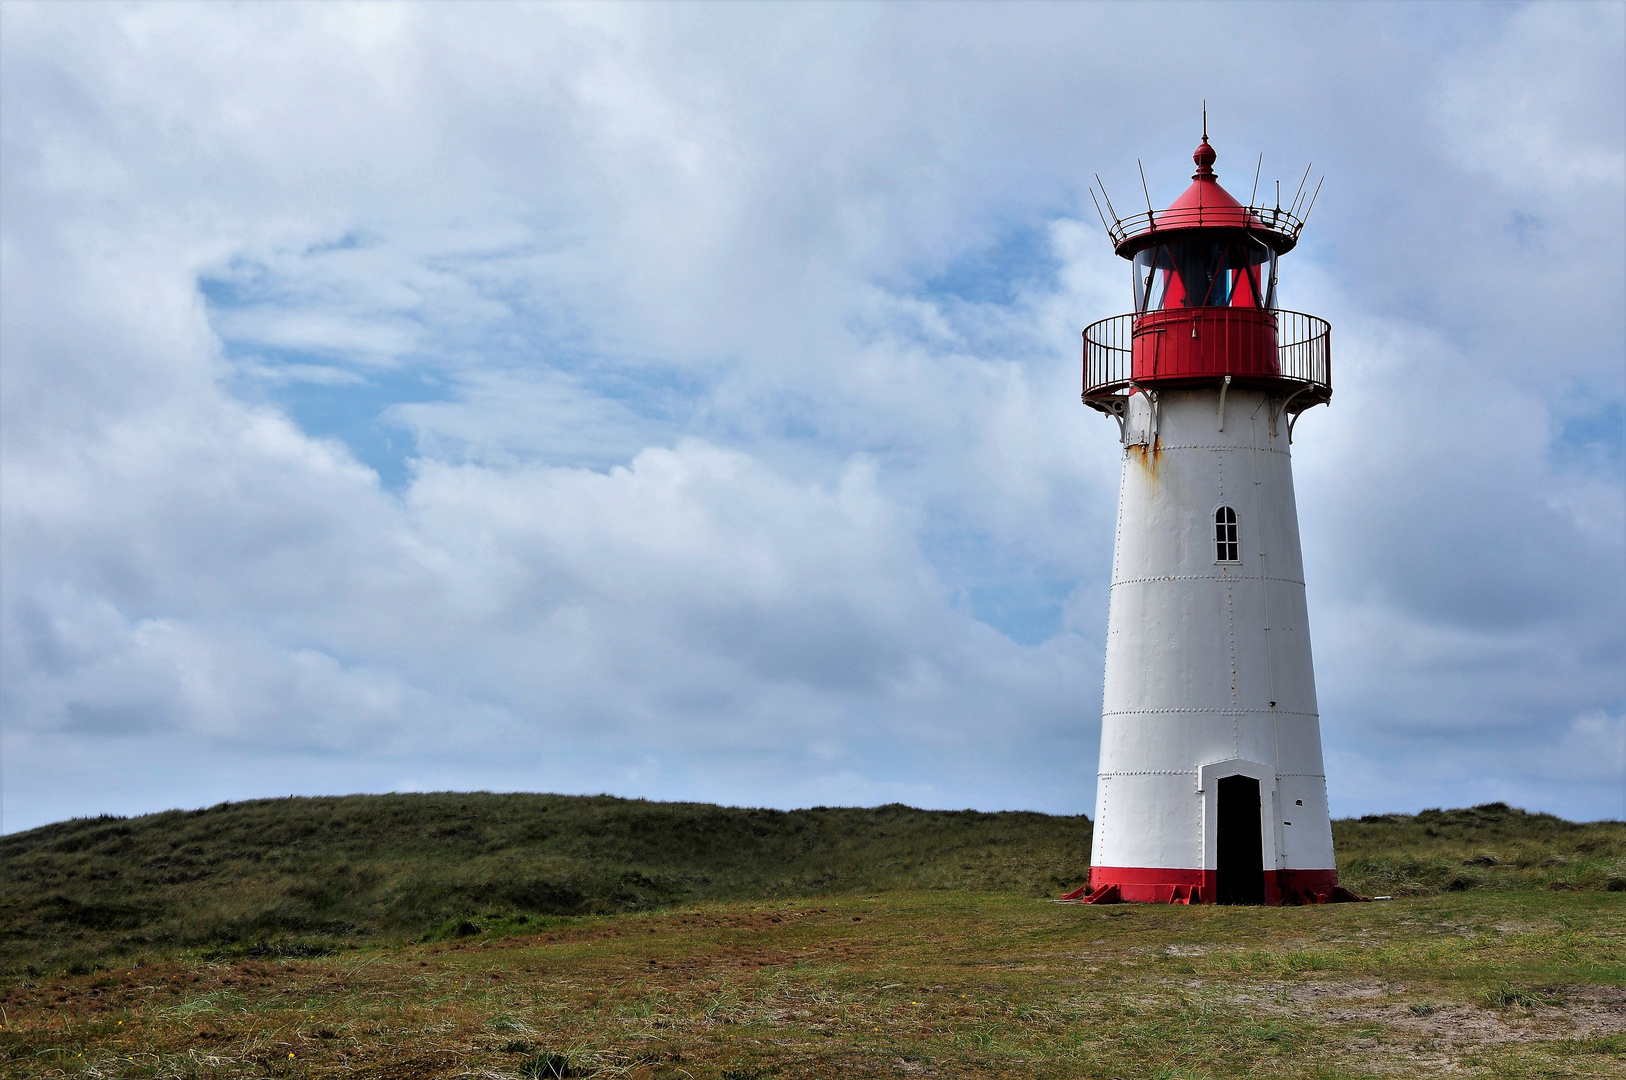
[1216,775,1265,904]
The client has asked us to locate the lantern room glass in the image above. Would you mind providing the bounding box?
[1133,237,1276,312]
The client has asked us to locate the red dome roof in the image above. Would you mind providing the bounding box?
[1104,136,1304,257]
[1153,137,1261,232]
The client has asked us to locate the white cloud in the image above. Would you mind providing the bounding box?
[1435,2,1626,191]
[1,2,1621,831]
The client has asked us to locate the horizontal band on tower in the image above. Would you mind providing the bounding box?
[1110,574,1306,586]
[1119,444,1293,454]
[1096,769,1196,778]
[1085,867,1342,905]
[1096,770,1328,779]
[1101,707,1320,718]
[1089,865,1337,880]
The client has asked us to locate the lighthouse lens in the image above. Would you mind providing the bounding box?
[1133,237,1275,311]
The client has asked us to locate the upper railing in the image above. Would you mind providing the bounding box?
[1104,204,1307,255]
[1082,309,1330,405]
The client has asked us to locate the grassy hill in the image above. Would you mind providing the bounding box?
[0,794,1092,972]
[1,793,1621,974]
[1337,802,1625,896]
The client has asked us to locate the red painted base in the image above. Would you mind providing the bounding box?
[1064,866,1366,906]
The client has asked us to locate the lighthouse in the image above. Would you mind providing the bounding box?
[1070,131,1356,905]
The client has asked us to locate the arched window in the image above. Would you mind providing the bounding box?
[1215,507,1239,562]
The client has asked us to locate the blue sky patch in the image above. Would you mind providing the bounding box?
[917,223,1062,308]
[225,350,449,490]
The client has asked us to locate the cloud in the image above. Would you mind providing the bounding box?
[1,2,1621,832]
[1435,2,1626,192]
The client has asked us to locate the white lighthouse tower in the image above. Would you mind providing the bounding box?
[1070,132,1357,905]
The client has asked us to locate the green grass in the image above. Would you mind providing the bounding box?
[1,793,1620,976]
[0,891,1621,1078]
[1,795,1622,1077]
[0,793,1094,972]
[1333,803,1626,896]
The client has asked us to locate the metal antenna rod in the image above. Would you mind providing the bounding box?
[1089,186,1114,236]
[1250,153,1263,207]
[1300,175,1325,227]
[1094,173,1123,224]
[1290,162,1312,218]
[1202,100,1208,140]
[1138,159,1156,225]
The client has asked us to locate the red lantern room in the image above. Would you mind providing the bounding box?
[1083,136,1330,435]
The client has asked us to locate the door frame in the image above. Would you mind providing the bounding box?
[1198,757,1280,881]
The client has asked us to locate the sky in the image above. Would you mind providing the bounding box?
[2,1,1622,834]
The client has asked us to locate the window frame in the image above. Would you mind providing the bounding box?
[1214,505,1240,564]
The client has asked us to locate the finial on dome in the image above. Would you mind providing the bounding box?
[1192,101,1217,178]
[1193,137,1217,179]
